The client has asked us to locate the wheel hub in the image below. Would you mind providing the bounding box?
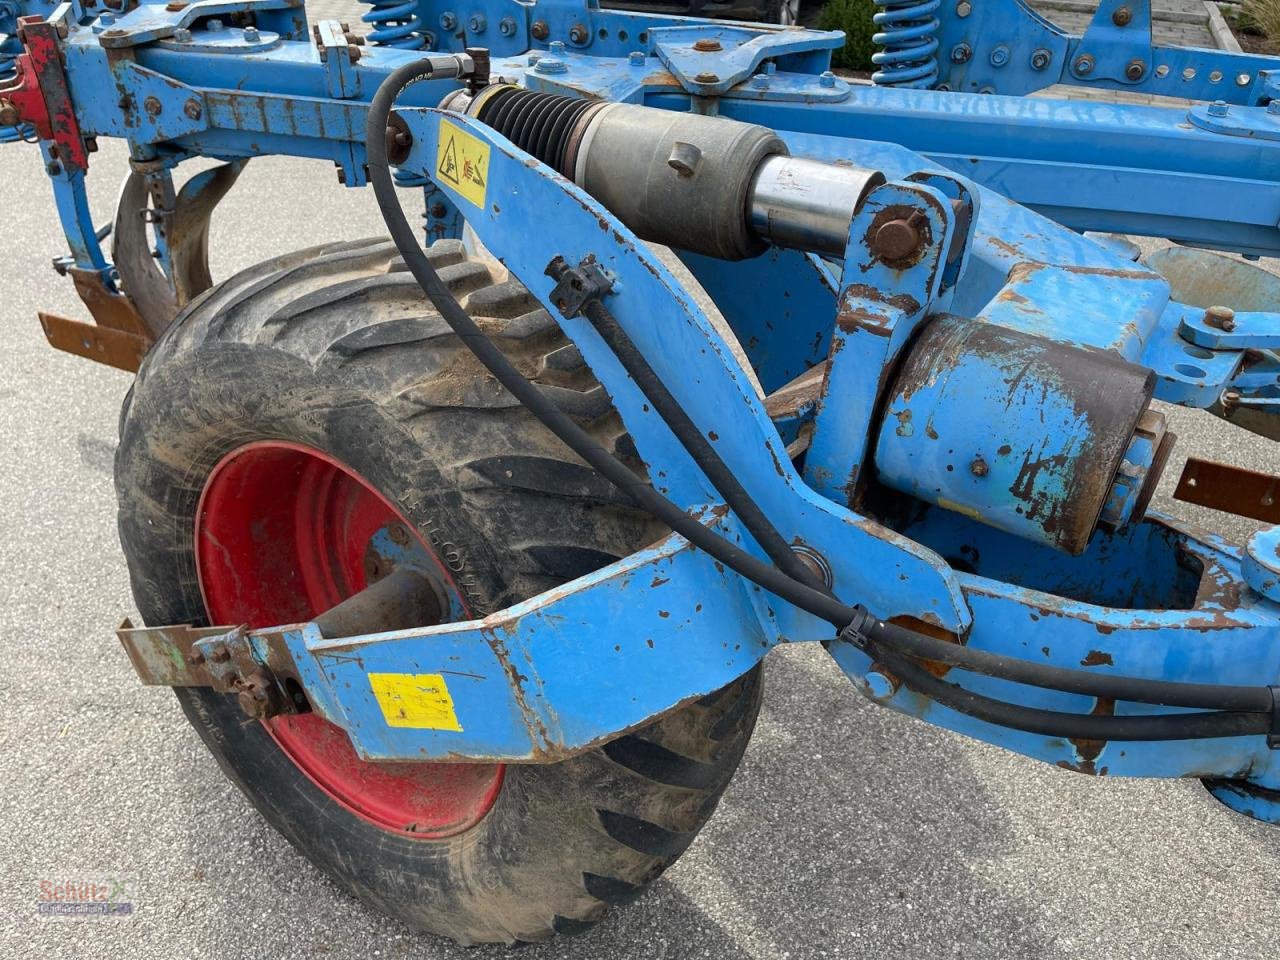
[195,441,503,838]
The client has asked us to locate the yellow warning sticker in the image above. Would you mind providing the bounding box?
[436,119,489,208]
[368,672,464,731]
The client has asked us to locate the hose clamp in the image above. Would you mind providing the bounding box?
[544,254,615,318]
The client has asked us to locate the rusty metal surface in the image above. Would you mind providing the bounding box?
[876,313,1157,554]
[37,311,150,372]
[112,160,245,339]
[313,567,443,639]
[763,361,827,420]
[1175,456,1280,524]
[115,620,226,686]
[38,267,157,371]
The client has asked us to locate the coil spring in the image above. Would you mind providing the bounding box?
[359,0,432,50]
[871,0,940,88]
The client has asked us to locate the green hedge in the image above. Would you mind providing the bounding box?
[817,0,881,72]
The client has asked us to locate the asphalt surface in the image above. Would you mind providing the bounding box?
[2,127,1280,960]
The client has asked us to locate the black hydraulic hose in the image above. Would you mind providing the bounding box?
[870,617,1272,712]
[564,285,826,592]
[365,63,1275,743]
[870,642,1270,741]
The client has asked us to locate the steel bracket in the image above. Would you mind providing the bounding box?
[649,24,843,97]
[1071,0,1154,85]
[94,0,302,49]
[803,176,965,503]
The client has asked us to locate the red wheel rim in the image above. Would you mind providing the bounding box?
[195,441,503,838]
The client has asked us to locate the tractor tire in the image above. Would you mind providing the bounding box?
[114,237,762,944]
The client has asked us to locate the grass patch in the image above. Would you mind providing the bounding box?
[817,0,881,72]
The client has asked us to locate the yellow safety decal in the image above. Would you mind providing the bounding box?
[436,119,489,208]
[368,672,464,731]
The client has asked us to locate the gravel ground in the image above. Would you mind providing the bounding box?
[2,126,1280,960]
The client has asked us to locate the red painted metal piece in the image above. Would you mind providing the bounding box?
[195,441,504,838]
[0,17,87,170]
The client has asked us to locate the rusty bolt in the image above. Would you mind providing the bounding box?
[970,456,990,477]
[186,650,206,667]
[102,27,126,37]
[1204,305,1236,331]
[429,202,447,218]
[870,211,926,262]
[347,43,362,62]
[1124,59,1145,81]
[210,645,231,663]
[0,100,18,127]
[236,670,283,720]
[183,98,202,120]
[388,523,411,545]
[568,22,588,44]
[1073,54,1095,76]
[144,95,163,117]
[165,0,187,9]
[693,37,722,51]
[1112,5,1132,25]
[694,70,719,83]
[530,19,549,40]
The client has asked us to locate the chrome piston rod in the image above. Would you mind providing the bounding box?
[455,86,885,261]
